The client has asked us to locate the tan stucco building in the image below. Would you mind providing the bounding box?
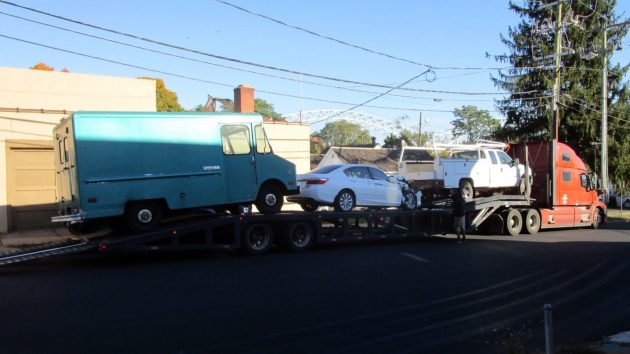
[0,66,156,232]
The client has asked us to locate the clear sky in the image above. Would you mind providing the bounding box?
[0,0,628,142]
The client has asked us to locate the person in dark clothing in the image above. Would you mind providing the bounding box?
[452,192,466,243]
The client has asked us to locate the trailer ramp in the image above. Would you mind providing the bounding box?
[0,240,95,266]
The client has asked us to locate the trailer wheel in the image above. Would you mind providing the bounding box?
[334,189,355,212]
[241,223,273,255]
[284,221,314,252]
[125,201,163,232]
[256,184,284,214]
[522,209,541,235]
[592,208,603,229]
[300,201,319,212]
[401,190,418,210]
[459,180,474,201]
[504,208,523,236]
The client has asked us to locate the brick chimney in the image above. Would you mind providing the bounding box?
[234,84,255,113]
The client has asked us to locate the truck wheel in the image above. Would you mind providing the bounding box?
[256,184,284,214]
[299,201,319,212]
[334,189,355,212]
[592,208,603,229]
[125,201,163,232]
[459,180,474,201]
[241,223,273,255]
[504,208,523,236]
[284,221,314,252]
[401,190,418,210]
[522,209,541,235]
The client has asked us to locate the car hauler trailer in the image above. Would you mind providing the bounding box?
[0,140,605,266]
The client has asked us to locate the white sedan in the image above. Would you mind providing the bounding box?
[287,164,417,212]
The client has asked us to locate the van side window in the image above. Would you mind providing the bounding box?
[562,152,571,162]
[63,137,69,163]
[255,124,272,154]
[221,125,251,155]
[562,170,572,182]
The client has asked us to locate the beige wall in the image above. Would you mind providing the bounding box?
[263,121,310,174]
[0,66,156,232]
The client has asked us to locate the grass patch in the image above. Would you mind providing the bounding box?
[607,209,630,221]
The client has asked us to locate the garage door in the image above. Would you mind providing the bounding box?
[5,140,56,231]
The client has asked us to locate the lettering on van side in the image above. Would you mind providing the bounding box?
[203,165,221,171]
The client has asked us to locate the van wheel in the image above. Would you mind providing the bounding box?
[334,189,355,212]
[256,184,284,214]
[125,201,163,232]
[504,208,523,236]
[459,180,474,201]
[522,209,541,235]
[592,208,603,229]
[241,223,273,255]
[284,222,314,252]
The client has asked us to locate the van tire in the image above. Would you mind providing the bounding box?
[125,201,163,232]
[504,208,523,236]
[459,180,474,202]
[522,209,541,235]
[241,223,273,255]
[256,184,284,214]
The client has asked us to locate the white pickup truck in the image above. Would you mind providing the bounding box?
[398,143,532,200]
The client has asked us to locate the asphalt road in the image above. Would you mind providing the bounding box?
[2,222,630,354]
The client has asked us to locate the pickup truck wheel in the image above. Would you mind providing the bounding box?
[522,209,541,235]
[241,223,273,255]
[300,201,319,212]
[459,180,474,201]
[401,190,418,210]
[125,202,163,232]
[334,189,355,212]
[504,208,523,236]
[256,184,284,214]
[284,222,314,252]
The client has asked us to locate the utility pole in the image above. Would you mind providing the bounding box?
[601,25,608,191]
[418,112,422,146]
[551,1,563,141]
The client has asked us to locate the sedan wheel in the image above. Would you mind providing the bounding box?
[401,191,418,210]
[334,190,355,212]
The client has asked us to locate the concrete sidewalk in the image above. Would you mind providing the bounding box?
[0,226,75,253]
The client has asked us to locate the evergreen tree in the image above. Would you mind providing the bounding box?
[491,0,629,181]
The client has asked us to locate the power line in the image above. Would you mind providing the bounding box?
[0,33,501,114]
[562,94,630,124]
[0,10,545,103]
[0,0,543,96]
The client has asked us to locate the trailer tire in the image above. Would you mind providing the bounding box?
[401,190,418,210]
[284,221,314,252]
[124,201,163,232]
[504,208,523,236]
[256,184,284,214]
[522,209,541,235]
[300,201,319,212]
[241,223,274,255]
[592,208,603,229]
[334,189,355,212]
[459,180,474,201]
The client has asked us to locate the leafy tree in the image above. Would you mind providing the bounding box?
[317,120,372,146]
[490,0,629,180]
[383,130,432,148]
[139,77,184,112]
[451,105,501,142]
[255,99,285,121]
[30,62,54,71]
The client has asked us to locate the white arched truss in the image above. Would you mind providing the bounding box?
[283,110,401,137]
